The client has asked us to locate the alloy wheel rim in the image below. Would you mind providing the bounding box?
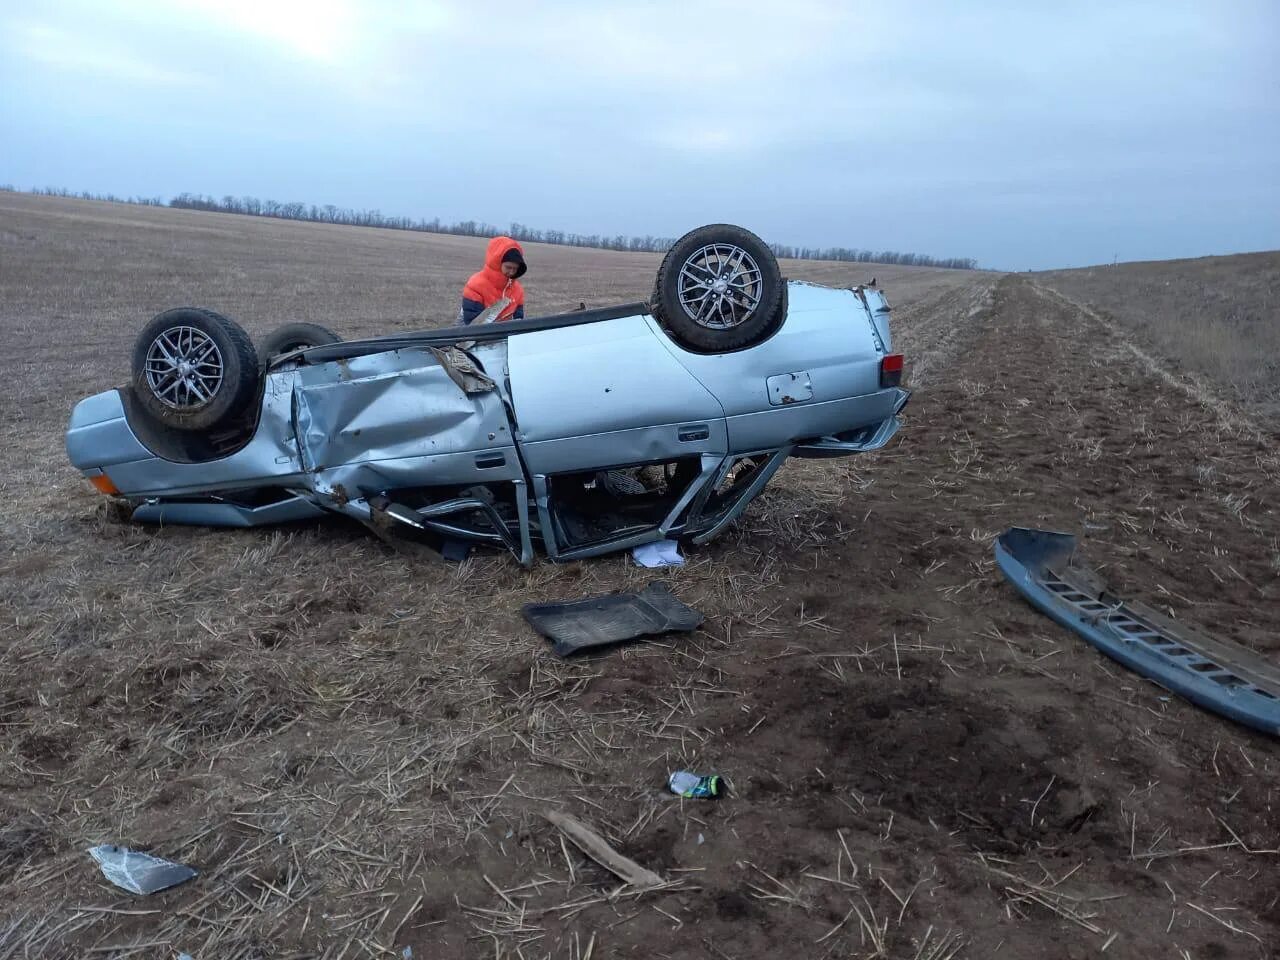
[144,326,224,409]
[677,243,764,329]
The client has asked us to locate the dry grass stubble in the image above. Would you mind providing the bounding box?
[1036,252,1280,419]
[1,194,989,957]
[3,195,1277,958]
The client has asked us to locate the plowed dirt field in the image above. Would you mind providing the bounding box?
[2,193,1276,959]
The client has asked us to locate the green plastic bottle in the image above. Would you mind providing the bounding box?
[668,770,723,799]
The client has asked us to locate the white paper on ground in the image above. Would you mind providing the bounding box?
[632,540,684,568]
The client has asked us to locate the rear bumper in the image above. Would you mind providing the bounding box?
[792,388,909,458]
[996,528,1280,736]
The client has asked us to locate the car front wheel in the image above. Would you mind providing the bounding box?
[130,307,260,432]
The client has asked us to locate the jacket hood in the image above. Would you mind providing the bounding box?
[484,236,526,279]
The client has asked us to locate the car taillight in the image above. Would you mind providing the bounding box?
[880,353,904,388]
[89,473,120,495]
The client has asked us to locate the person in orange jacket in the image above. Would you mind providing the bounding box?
[459,236,527,324]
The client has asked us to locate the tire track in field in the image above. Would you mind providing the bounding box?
[1032,279,1272,439]
[890,276,999,388]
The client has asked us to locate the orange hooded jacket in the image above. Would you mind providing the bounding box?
[459,236,526,324]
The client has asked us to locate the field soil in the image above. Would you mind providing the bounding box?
[1036,252,1280,421]
[1,194,1277,959]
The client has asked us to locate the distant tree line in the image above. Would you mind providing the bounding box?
[5,184,978,269]
[19,185,167,206]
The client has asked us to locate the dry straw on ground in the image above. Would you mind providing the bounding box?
[1,194,1277,958]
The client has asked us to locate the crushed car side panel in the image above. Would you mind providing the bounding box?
[293,344,523,498]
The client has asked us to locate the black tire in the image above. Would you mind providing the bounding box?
[257,322,342,367]
[130,307,260,433]
[651,224,784,351]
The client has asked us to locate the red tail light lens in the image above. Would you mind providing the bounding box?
[880,353,904,388]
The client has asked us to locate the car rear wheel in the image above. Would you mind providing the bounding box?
[651,223,784,352]
[130,307,260,432]
[257,322,342,367]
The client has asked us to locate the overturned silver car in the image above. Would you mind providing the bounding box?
[66,224,908,564]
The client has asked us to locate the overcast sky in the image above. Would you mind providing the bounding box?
[2,1,1277,270]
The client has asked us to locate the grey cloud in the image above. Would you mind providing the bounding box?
[1,0,1276,269]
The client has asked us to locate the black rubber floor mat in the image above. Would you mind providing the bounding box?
[522,582,704,657]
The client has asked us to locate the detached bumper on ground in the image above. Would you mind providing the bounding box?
[996,527,1280,736]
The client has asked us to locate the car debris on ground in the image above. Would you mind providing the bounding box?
[996,526,1280,736]
[87,844,198,895]
[522,582,703,657]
